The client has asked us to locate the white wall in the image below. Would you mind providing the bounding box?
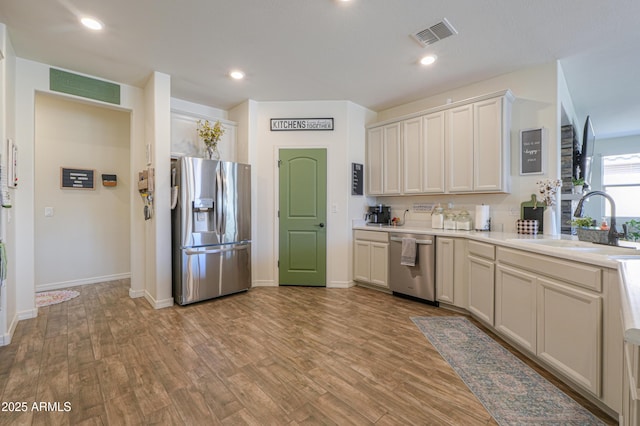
[374,62,562,233]
[13,58,147,325]
[34,94,131,290]
[170,97,237,161]
[0,23,17,345]
[250,100,374,288]
[143,72,173,308]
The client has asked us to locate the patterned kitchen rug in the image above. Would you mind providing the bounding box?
[36,290,80,307]
[411,316,604,425]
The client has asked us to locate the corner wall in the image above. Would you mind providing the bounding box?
[249,100,374,288]
[34,94,131,290]
[0,23,17,345]
[13,59,147,322]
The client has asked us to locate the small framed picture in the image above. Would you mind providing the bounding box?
[520,127,545,175]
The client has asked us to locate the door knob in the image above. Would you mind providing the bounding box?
[318,223,325,228]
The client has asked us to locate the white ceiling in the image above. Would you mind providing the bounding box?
[1,0,639,138]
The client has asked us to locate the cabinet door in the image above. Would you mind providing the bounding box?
[447,104,474,192]
[468,255,495,326]
[353,240,371,282]
[495,264,537,354]
[435,237,455,304]
[402,117,423,194]
[366,127,384,195]
[423,111,445,193]
[383,123,402,194]
[537,277,602,396]
[370,242,389,287]
[474,97,505,192]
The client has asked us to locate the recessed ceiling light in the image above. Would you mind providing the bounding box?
[80,17,104,31]
[229,70,245,80]
[420,54,437,66]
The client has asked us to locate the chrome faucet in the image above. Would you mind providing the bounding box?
[573,190,625,246]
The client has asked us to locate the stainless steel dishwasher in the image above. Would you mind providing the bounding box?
[389,233,438,306]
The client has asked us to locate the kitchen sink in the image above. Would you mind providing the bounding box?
[507,239,591,248]
[507,238,640,257]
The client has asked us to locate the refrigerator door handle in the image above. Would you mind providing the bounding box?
[185,243,250,256]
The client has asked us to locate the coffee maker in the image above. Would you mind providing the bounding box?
[366,204,391,225]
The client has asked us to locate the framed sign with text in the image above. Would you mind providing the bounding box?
[519,128,545,175]
[270,118,334,131]
[61,167,95,189]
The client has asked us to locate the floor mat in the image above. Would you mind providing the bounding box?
[412,316,604,425]
[36,290,80,307]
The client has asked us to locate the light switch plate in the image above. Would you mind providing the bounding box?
[44,207,54,217]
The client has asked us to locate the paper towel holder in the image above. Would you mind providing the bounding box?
[475,205,491,231]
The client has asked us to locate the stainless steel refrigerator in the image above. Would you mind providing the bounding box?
[171,157,251,305]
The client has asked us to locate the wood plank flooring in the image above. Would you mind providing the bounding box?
[0,280,616,425]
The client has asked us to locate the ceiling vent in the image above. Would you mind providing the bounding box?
[411,18,457,47]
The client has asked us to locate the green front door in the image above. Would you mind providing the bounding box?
[279,149,327,286]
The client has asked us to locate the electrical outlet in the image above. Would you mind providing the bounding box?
[44,207,54,217]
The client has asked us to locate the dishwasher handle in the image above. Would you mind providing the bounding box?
[390,236,433,245]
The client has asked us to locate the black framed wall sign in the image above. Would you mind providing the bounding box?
[520,127,545,175]
[61,167,95,189]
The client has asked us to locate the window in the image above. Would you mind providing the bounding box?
[602,153,640,217]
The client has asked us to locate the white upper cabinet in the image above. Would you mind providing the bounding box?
[366,89,513,196]
[474,97,509,192]
[402,116,423,194]
[367,122,402,195]
[447,104,475,193]
[366,126,384,195]
[422,111,446,193]
[383,123,402,194]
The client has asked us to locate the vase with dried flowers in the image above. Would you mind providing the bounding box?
[197,119,225,159]
[537,178,562,235]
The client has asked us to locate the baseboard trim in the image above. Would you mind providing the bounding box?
[129,288,145,298]
[36,273,131,291]
[252,280,276,287]
[17,308,38,321]
[144,291,174,309]
[327,280,355,289]
[0,312,20,346]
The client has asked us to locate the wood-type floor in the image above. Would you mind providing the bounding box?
[0,280,616,425]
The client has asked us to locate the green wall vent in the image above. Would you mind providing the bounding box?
[50,68,121,105]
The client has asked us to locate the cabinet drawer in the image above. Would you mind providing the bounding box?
[354,230,389,243]
[468,240,495,260]
[497,247,601,292]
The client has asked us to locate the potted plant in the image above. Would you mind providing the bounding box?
[571,216,609,243]
[571,216,594,228]
[572,177,585,194]
[536,178,562,235]
[623,218,640,242]
[197,119,225,159]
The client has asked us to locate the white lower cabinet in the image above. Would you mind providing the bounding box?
[537,277,602,396]
[623,341,640,426]
[353,230,389,287]
[495,264,538,354]
[467,241,496,326]
[468,255,495,326]
[435,237,468,308]
[496,247,604,399]
[435,237,455,304]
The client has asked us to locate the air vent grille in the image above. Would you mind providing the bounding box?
[411,18,457,47]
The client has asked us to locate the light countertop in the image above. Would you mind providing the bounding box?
[353,223,640,345]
